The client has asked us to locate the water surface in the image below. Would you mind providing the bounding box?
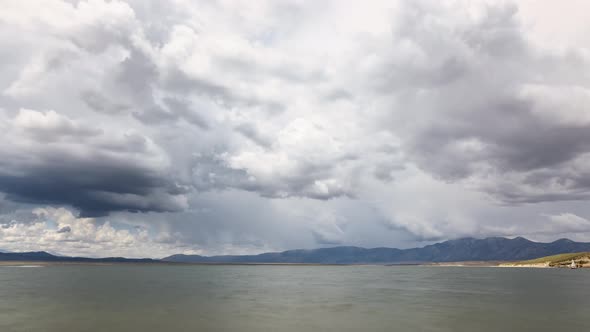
[1,265,588,331]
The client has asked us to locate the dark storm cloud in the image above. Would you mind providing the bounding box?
[406,97,590,179]
[0,108,187,217]
[0,156,184,217]
[375,0,590,204]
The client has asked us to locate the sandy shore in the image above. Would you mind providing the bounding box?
[422,261,505,267]
[499,262,552,268]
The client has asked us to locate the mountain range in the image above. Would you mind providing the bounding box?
[0,251,157,263]
[163,237,590,264]
[3,237,590,264]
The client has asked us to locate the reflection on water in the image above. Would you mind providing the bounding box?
[1,265,589,332]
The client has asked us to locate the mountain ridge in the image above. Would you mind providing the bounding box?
[0,251,158,263]
[3,237,590,264]
[163,237,590,264]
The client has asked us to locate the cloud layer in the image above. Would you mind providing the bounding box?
[1,0,590,255]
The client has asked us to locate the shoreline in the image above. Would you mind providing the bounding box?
[421,261,505,267]
[0,261,354,267]
[1,260,587,268]
[0,261,504,267]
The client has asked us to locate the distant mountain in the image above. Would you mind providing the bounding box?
[5,237,590,264]
[0,251,158,263]
[163,237,590,264]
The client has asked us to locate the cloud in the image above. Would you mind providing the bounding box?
[543,213,590,234]
[0,109,188,217]
[310,216,346,245]
[472,212,590,242]
[2,0,590,255]
[0,207,197,258]
[14,108,103,141]
[80,90,130,115]
[1,0,402,206]
[367,0,590,205]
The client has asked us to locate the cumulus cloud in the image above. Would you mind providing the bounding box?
[0,207,196,257]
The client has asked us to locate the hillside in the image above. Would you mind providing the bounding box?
[0,251,158,263]
[501,252,590,268]
[163,237,590,264]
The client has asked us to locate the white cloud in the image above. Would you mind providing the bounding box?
[14,108,103,140]
[543,213,590,234]
[0,207,195,258]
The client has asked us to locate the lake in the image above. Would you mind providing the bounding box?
[0,265,588,331]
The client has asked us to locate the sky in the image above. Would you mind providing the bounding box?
[1,0,590,258]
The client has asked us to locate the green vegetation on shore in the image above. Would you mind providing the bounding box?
[506,252,590,267]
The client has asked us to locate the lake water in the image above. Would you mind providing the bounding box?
[0,265,589,331]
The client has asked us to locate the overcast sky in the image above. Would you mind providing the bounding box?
[1,0,590,258]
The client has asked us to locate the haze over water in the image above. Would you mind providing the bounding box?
[1,265,589,332]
